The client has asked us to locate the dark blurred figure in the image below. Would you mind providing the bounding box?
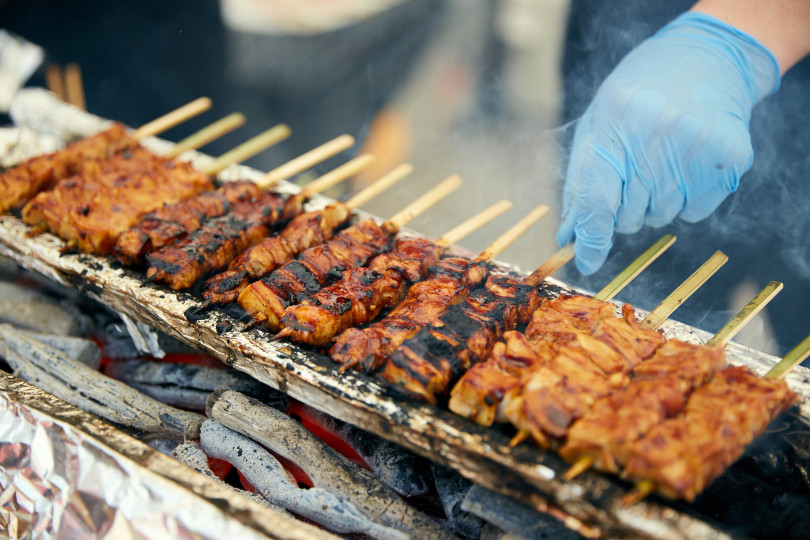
[0,0,441,172]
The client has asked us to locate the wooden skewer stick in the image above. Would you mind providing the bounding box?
[132,97,213,140]
[297,154,375,198]
[200,124,291,176]
[766,335,810,380]
[46,64,66,101]
[385,174,463,231]
[640,251,728,330]
[472,204,549,262]
[345,163,413,209]
[165,113,246,159]
[621,480,656,507]
[255,134,356,190]
[524,245,575,288]
[242,172,461,333]
[436,200,513,248]
[64,63,86,110]
[708,281,783,348]
[594,234,676,302]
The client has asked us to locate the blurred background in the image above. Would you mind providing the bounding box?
[0,0,786,355]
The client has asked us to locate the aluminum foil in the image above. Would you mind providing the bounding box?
[0,373,334,540]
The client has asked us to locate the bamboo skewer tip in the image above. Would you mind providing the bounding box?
[594,234,676,302]
[524,244,575,288]
[473,203,550,263]
[385,174,463,231]
[202,124,292,177]
[299,153,376,198]
[766,335,810,380]
[256,133,356,190]
[132,97,213,140]
[345,163,414,210]
[436,199,513,248]
[641,250,728,330]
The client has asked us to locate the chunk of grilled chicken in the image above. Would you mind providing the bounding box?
[278,237,444,347]
[330,257,489,373]
[201,202,352,305]
[146,191,295,289]
[448,294,620,426]
[237,219,392,330]
[559,339,727,474]
[114,180,261,265]
[623,366,797,502]
[1,123,136,212]
[22,147,213,254]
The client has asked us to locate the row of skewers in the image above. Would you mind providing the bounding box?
[1,98,809,509]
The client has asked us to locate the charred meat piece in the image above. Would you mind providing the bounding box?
[377,275,540,404]
[1,123,136,212]
[450,298,660,429]
[22,147,213,254]
[237,219,391,331]
[278,237,443,347]
[331,257,489,373]
[623,366,798,502]
[146,191,291,289]
[560,339,727,474]
[114,180,261,265]
[202,202,351,305]
[504,304,664,447]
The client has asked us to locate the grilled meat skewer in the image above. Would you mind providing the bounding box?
[277,200,513,348]
[0,123,136,213]
[623,366,797,503]
[1,97,212,213]
[559,339,727,475]
[238,175,463,331]
[114,180,261,265]
[116,152,372,268]
[369,206,555,404]
[20,121,293,255]
[202,162,408,305]
[146,190,295,289]
[23,147,214,254]
[331,257,490,373]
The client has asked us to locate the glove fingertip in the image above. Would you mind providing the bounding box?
[556,213,577,248]
[574,241,609,276]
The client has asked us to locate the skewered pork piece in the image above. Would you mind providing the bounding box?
[277,200,512,348]
[114,180,261,265]
[238,175,462,331]
[201,161,406,305]
[115,137,362,268]
[0,123,136,213]
[277,238,445,347]
[1,97,213,213]
[376,273,543,404]
[22,147,214,254]
[451,249,726,432]
[146,190,296,289]
[559,339,727,475]
[503,303,666,448]
[448,294,620,426]
[331,257,489,373]
[622,365,797,502]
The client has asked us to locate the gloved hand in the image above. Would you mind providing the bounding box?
[557,11,780,275]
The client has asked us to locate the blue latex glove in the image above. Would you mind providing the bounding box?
[557,12,781,275]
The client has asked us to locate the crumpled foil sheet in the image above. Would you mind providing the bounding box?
[0,373,328,540]
[0,31,44,113]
